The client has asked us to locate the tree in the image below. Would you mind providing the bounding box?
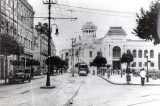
[106,64,111,68]
[0,33,24,83]
[92,53,107,74]
[26,59,40,78]
[120,50,134,74]
[57,59,68,69]
[46,56,61,74]
[46,56,61,66]
[133,0,160,45]
[0,33,24,55]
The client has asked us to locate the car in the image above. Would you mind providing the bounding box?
[9,68,31,84]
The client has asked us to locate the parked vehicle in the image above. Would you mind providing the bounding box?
[78,63,89,76]
[34,68,46,76]
[8,68,31,83]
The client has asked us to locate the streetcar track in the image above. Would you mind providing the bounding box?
[0,78,47,100]
[20,90,30,94]
[63,78,85,106]
[0,74,78,105]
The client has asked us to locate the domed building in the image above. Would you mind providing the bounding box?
[60,22,160,72]
[81,22,97,44]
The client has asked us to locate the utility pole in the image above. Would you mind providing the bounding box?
[71,38,76,77]
[42,0,57,87]
[0,0,1,33]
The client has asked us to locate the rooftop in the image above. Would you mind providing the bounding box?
[107,27,127,35]
[82,22,97,30]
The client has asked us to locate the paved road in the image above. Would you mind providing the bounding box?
[71,75,160,106]
[1,73,160,106]
[0,74,85,106]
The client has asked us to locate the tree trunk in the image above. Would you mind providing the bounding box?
[5,54,8,83]
[31,65,34,78]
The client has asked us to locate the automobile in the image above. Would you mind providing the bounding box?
[9,68,31,84]
[34,69,46,76]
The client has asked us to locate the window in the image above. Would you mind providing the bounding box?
[66,53,69,57]
[139,62,142,67]
[145,62,147,66]
[138,50,142,58]
[133,50,136,58]
[151,62,154,67]
[144,50,148,58]
[150,50,154,58]
[89,51,92,57]
[113,46,121,58]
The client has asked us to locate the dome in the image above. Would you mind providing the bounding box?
[82,22,97,30]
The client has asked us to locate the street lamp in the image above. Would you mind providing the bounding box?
[51,24,59,35]
[36,23,59,88]
[146,53,151,82]
[46,23,59,87]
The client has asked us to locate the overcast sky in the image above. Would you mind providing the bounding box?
[28,0,154,55]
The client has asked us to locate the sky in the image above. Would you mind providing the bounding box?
[28,0,154,55]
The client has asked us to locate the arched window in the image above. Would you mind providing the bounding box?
[133,50,136,58]
[113,46,121,58]
[144,50,148,58]
[150,50,154,58]
[138,50,142,58]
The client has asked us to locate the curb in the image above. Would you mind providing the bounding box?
[98,75,160,86]
[32,76,45,80]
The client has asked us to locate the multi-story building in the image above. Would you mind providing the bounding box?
[60,22,160,72]
[34,23,56,72]
[0,0,34,79]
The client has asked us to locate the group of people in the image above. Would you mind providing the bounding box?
[92,67,147,86]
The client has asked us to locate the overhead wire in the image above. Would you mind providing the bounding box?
[51,5,136,17]
[56,3,136,15]
[51,4,136,17]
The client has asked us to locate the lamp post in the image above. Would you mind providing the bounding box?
[146,53,151,82]
[36,22,59,88]
[46,23,58,86]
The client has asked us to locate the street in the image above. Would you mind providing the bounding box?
[1,73,160,106]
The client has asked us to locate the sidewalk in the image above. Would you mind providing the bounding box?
[0,75,45,85]
[99,73,160,86]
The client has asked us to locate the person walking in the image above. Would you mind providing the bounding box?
[107,68,110,79]
[140,68,146,86]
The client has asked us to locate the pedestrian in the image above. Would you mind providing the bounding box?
[92,69,95,75]
[140,68,146,86]
[107,68,110,79]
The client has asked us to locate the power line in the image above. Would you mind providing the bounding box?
[52,5,136,17]
[56,3,136,14]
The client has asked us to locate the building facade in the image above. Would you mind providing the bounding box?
[0,0,34,79]
[34,23,56,72]
[60,22,160,72]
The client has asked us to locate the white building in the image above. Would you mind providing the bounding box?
[60,22,160,72]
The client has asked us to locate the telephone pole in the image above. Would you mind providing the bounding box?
[42,0,57,87]
[71,38,76,77]
[40,0,77,87]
